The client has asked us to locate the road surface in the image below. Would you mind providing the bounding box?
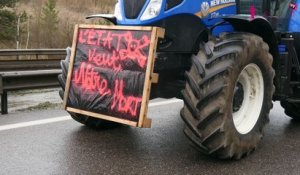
[0,99,299,175]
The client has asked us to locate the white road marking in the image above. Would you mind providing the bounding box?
[0,116,71,131]
[149,98,182,107]
[0,99,183,131]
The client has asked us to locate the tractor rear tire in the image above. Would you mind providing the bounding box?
[280,101,300,120]
[181,33,275,159]
[58,51,118,128]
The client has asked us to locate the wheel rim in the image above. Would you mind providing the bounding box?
[232,63,264,135]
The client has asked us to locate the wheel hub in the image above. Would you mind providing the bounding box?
[233,83,244,112]
[232,63,264,135]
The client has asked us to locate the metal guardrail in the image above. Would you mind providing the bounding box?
[0,49,67,71]
[0,49,67,114]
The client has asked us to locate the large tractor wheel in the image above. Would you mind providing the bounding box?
[58,50,117,128]
[280,101,300,120]
[181,33,275,159]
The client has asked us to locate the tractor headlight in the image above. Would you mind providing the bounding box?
[140,0,163,21]
[114,1,123,20]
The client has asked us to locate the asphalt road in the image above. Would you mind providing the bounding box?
[0,100,299,175]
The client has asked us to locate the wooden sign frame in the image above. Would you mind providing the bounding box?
[63,24,164,128]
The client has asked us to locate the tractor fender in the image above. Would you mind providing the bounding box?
[222,15,279,65]
[86,14,117,24]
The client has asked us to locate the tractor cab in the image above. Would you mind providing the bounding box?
[239,0,300,32]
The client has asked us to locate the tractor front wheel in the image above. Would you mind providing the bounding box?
[58,50,118,128]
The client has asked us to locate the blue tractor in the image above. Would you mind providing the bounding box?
[58,0,300,159]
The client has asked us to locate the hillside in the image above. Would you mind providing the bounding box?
[3,0,114,49]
